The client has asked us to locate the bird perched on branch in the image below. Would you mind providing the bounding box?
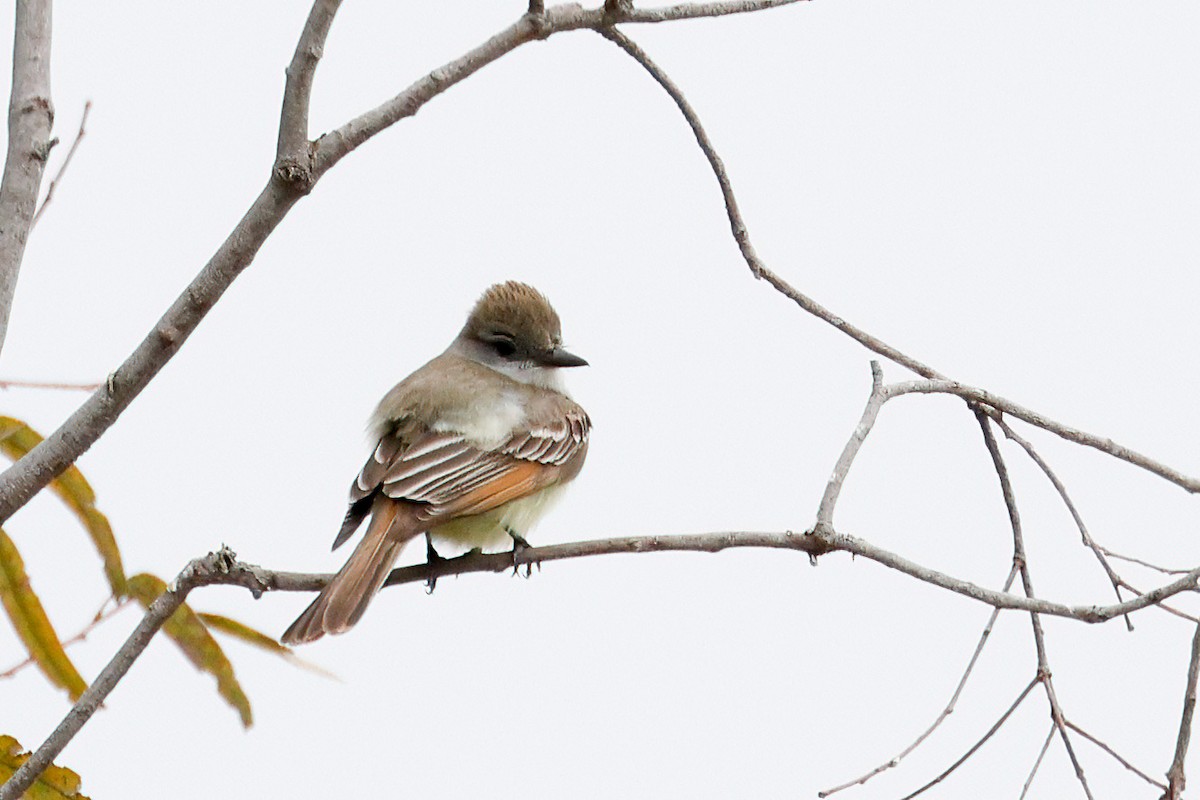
[282,281,590,645]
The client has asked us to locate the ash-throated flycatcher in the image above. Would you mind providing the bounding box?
[282,282,590,645]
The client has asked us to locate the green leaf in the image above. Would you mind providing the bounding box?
[127,573,253,727]
[0,530,88,700]
[0,735,91,799]
[0,417,126,596]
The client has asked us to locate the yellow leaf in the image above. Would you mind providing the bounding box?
[196,612,290,655]
[0,417,126,596]
[127,574,253,727]
[197,612,338,680]
[0,734,91,799]
[0,530,88,700]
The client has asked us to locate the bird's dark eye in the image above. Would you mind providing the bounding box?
[486,332,517,358]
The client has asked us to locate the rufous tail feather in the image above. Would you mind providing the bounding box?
[282,499,417,645]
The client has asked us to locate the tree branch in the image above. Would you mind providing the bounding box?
[0,549,262,800]
[819,564,1020,797]
[887,380,1200,494]
[898,675,1040,800]
[994,417,1132,629]
[30,98,87,228]
[275,0,341,189]
[11,516,1200,800]
[1165,622,1200,799]
[1020,724,1056,800]
[975,410,1094,800]
[0,0,54,357]
[815,361,884,528]
[0,0,808,526]
[117,532,1200,623]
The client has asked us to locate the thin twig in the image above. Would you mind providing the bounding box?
[898,675,1040,800]
[888,381,1200,494]
[0,549,262,800]
[1063,719,1165,791]
[0,596,131,679]
[995,418,1132,630]
[815,361,885,528]
[1020,724,1056,800]
[1116,578,1199,624]
[975,412,1094,800]
[1100,546,1191,576]
[0,378,102,391]
[819,564,1019,797]
[30,99,89,228]
[595,25,944,382]
[1165,622,1200,799]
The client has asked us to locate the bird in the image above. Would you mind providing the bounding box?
[281,281,590,645]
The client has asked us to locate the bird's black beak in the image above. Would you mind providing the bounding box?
[539,347,588,368]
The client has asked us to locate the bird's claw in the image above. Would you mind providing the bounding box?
[506,528,538,578]
[424,534,444,594]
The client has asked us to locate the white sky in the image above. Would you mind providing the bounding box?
[2,1,1200,798]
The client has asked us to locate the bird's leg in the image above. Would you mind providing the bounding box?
[424,533,444,594]
[505,526,537,578]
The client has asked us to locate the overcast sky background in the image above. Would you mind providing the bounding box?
[3,2,1200,798]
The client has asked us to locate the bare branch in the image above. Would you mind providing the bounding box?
[1100,546,1191,577]
[816,361,884,528]
[597,26,768,279]
[974,411,1094,799]
[1165,622,1200,799]
[0,180,304,525]
[30,99,88,228]
[975,411,1095,799]
[0,0,54,356]
[898,675,1040,800]
[995,418,1131,629]
[1063,719,1165,791]
[592,24,949,385]
[831,529,1200,622]
[0,596,132,680]
[0,377,102,391]
[0,549,257,800]
[887,380,1200,494]
[275,0,341,189]
[1020,724,1056,800]
[118,532,1200,624]
[819,565,1020,797]
[1115,578,1200,625]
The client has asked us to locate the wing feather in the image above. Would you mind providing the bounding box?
[340,405,590,539]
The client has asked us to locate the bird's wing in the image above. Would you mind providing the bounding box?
[333,408,589,548]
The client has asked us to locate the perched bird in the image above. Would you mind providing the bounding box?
[282,282,590,645]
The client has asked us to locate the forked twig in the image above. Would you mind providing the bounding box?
[818,565,1019,797]
[1063,719,1165,791]
[898,676,1040,800]
[994,418,1131,630]
[30,100,91,228]
[975,411,1094,800]
[0,597,132,680]
[1099,546,1191,576]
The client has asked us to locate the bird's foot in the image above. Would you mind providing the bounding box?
[424,534,444,594]
[506,527,538,578]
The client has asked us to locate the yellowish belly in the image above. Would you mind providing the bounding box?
[428,483,568,554]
